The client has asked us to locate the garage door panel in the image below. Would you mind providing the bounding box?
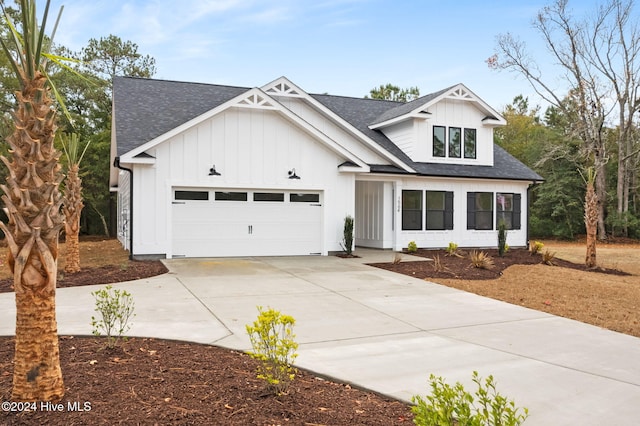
[171,190,322,257]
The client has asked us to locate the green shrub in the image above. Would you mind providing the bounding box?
[445,242,460,257]
[342,215,354,255]
[408,241,418,253]
[246,306,298,395]
[91,285,135,348]
[497,221,507,257]
[529,241,544,255]
[412,371,529,426]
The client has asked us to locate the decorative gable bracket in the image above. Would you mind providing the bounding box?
[264,81,304,98]
[236,92,277,109]
[446,87,476,101]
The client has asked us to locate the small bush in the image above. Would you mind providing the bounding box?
[445,242,462,257]
[498,221,508,257]
[412,371,529,426]
[529,241,544,255]
[541,250,556,266]
[470,250,495,270]
[246,306,298,395]
[407,241,418,253]
[91,285,135,348]
[342,215,354,255]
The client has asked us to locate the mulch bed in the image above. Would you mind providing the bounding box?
[0,260,414,425]
[0,261,168,294]
[0,336,413,425]
[369,248,629,280]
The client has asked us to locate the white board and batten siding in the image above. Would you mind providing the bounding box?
[411,98,494,165]
[396,177,529,250]
[128,106,357,258]
[275,97,391,165]
[355,180,394,249]
[354,176,530,251]
[116,170,131,251]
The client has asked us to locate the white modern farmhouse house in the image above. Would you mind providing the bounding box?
[110,76,542,258]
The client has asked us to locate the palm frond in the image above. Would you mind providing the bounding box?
[58,133,90,166]
[33,0,51,65]
[0,5,27,76]
[42,67,73,125]
[1,0,62,83]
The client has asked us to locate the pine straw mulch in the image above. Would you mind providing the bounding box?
[370,246,640,338]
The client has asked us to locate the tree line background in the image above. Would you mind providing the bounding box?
[1,0,639,242]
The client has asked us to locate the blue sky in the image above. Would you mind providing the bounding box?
[45,0,569,110]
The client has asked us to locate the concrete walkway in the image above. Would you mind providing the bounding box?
[1,248,639,425]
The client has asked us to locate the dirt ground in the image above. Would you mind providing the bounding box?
[1,237,639,424]
[372,240,640,338]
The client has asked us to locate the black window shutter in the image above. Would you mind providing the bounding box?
[513,193,522,230]
[467,192,476,229]
[445,192,454,230]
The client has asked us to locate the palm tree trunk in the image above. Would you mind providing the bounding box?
[12,274,63,401]
[585,178,598,268]
[63,164,83,273]
[1,73,65,401]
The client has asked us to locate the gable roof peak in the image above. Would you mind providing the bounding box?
[369,82,505,129]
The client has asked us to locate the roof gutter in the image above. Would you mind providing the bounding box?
[113,157,133,261]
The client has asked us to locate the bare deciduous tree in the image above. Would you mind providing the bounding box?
[490,0,640,239]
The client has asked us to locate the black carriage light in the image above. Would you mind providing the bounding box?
[288,168,300,179]
[209,165,221,176]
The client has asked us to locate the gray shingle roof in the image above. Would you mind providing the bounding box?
[373,145,543,181]
[113,77,542,182]
[310,94,415,165]
[113,76,248,156]
[369,85,455,126]
[311,93,543,182]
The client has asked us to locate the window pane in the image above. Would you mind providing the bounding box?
[496,193,513,211]
[402,211,422,230]
[426,191,445,210]
[476,192,493,211]
[402,190,422,230]
[449,127,461,158]
[497,212,513,229]
[215,191,248,201]
[475,212,493,230]
[464,128,476,159]
[426,211,445,230]
[403,190,422,209]
[175,190,209,201]
[290,193,320,203]
[254,192,284,202]
[433,126,445,157]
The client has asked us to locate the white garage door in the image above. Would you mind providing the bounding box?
[171,189,323,257]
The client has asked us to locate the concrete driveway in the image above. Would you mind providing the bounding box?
[1,249,639,425]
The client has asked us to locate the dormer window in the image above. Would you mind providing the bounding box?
[433,126,477,159]
[464,129,476,159]
[449,127,461,158]
[433,126,446,157]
